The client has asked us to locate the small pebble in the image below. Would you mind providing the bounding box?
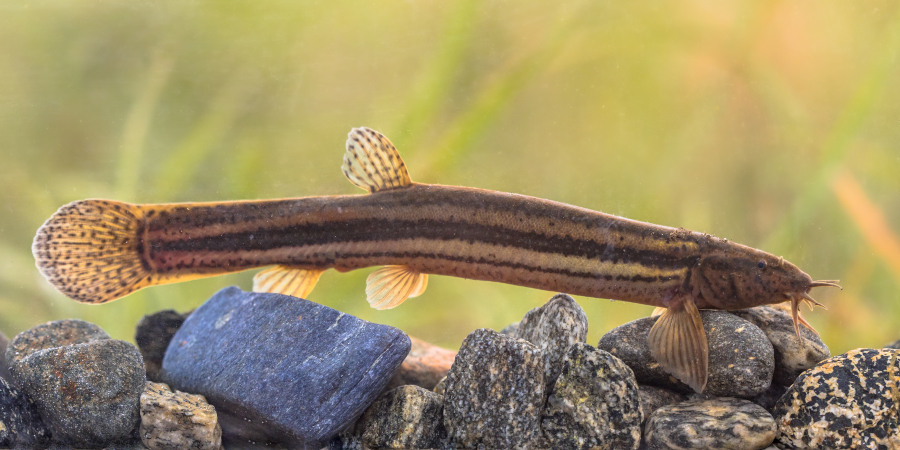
[638,385,686,427]
[12,338,146,447]
[356,385,446,450]
[542,343,642,450]
[135,310,189,382]
[644,397,776,450]
[598,311,774,397]
[161,287,410,449]
[0,376,50,448]
[140,381,221,450]
[443,328,545,449]
[773,348,900,449]
[515,293,589,387]
[384,336,456,392]
[730,305,830,386]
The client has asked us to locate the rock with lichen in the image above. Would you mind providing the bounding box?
[773,348,900,449]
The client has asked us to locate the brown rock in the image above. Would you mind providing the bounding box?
[384,336,455,391]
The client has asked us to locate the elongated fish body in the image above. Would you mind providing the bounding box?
[33,127,839,393]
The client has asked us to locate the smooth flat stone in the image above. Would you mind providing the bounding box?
[644,397,776,450]
[598,311,774,397]
[160,287,410,449]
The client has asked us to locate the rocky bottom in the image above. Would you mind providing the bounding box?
[0,287,898,449]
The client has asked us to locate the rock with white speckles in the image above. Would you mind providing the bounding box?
[499,321,519,337]
[542,343,642,450]
[773,348,900,449]
[598,311,774,397]
[355,385,447,450]
[515,293,589,387]
[160,287,410,449]
[443,328,545,449]
[638,385,686,427]
[5,319,109,367]
[731,305,830,387]
[0,331,11,383]
[140,381,221,450]
[643,397,776,450]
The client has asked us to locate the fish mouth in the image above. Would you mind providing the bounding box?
[784,280,842,341]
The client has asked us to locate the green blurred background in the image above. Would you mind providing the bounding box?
[1,1,899,355]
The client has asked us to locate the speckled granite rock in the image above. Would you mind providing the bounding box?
[11,338,145,447]
[5,319,109,367]
[443,328,545,449]
[0,376,50,448]
[355,385,446,450]
[598,311,774,397]
[774,348,900,449]
[135,310,189,382]
[140,381,221,450]
[384,336,455,392]
[638,385,686,427]
[0,331,10,383]
[161,287,410,449]
[516,293,588,387]
[731,305,830,386]
[644,397,776,450]
[542,343,642,450]
[433,376,447,396]
[499,321,520,337]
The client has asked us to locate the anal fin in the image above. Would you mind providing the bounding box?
[253,266,324,299]
[366,265,428,310]
[648,297,709,393]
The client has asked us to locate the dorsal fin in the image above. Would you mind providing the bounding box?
[341,127,412,193]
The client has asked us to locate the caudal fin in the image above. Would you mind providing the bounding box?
[32,199,152,304]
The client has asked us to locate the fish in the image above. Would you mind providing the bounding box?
[31,126,840,392]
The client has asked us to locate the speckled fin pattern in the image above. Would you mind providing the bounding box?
[252,265,324,299]
[366,265,428,310]
[341,127,413,193]
[648,297,709,392]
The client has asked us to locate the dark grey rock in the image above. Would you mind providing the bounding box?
[730,305,830,386]
[498,321,519,337]
[443,328,545,449]
[752,383,789,412]
[356,385,446,450]
[542,343,642,450]
[135,310,189,382]
[644,397,776,450]
[12,339,145,447]
[598,311,774,397]
[774,348,900,449]
[160,287,410,450]
[5,319,109,368]
[515,293,588,387]
[0,376,50,448]
[383,336,455,392]
[638,385,686,427]
[0,331,10,383]
[885,339,900,349]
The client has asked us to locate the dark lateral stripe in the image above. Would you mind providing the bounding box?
[158,247,683,285]
[151,217,698,270]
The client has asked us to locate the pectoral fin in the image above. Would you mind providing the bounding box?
[341,127,413,193]
[253,266,324,299]
[366,265,428,310]
[648,297,708,393]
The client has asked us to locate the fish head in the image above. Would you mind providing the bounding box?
[695,242,819,310]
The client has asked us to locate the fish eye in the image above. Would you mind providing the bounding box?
[757,260,767,269]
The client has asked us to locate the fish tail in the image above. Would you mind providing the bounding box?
[32,199,153,304]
